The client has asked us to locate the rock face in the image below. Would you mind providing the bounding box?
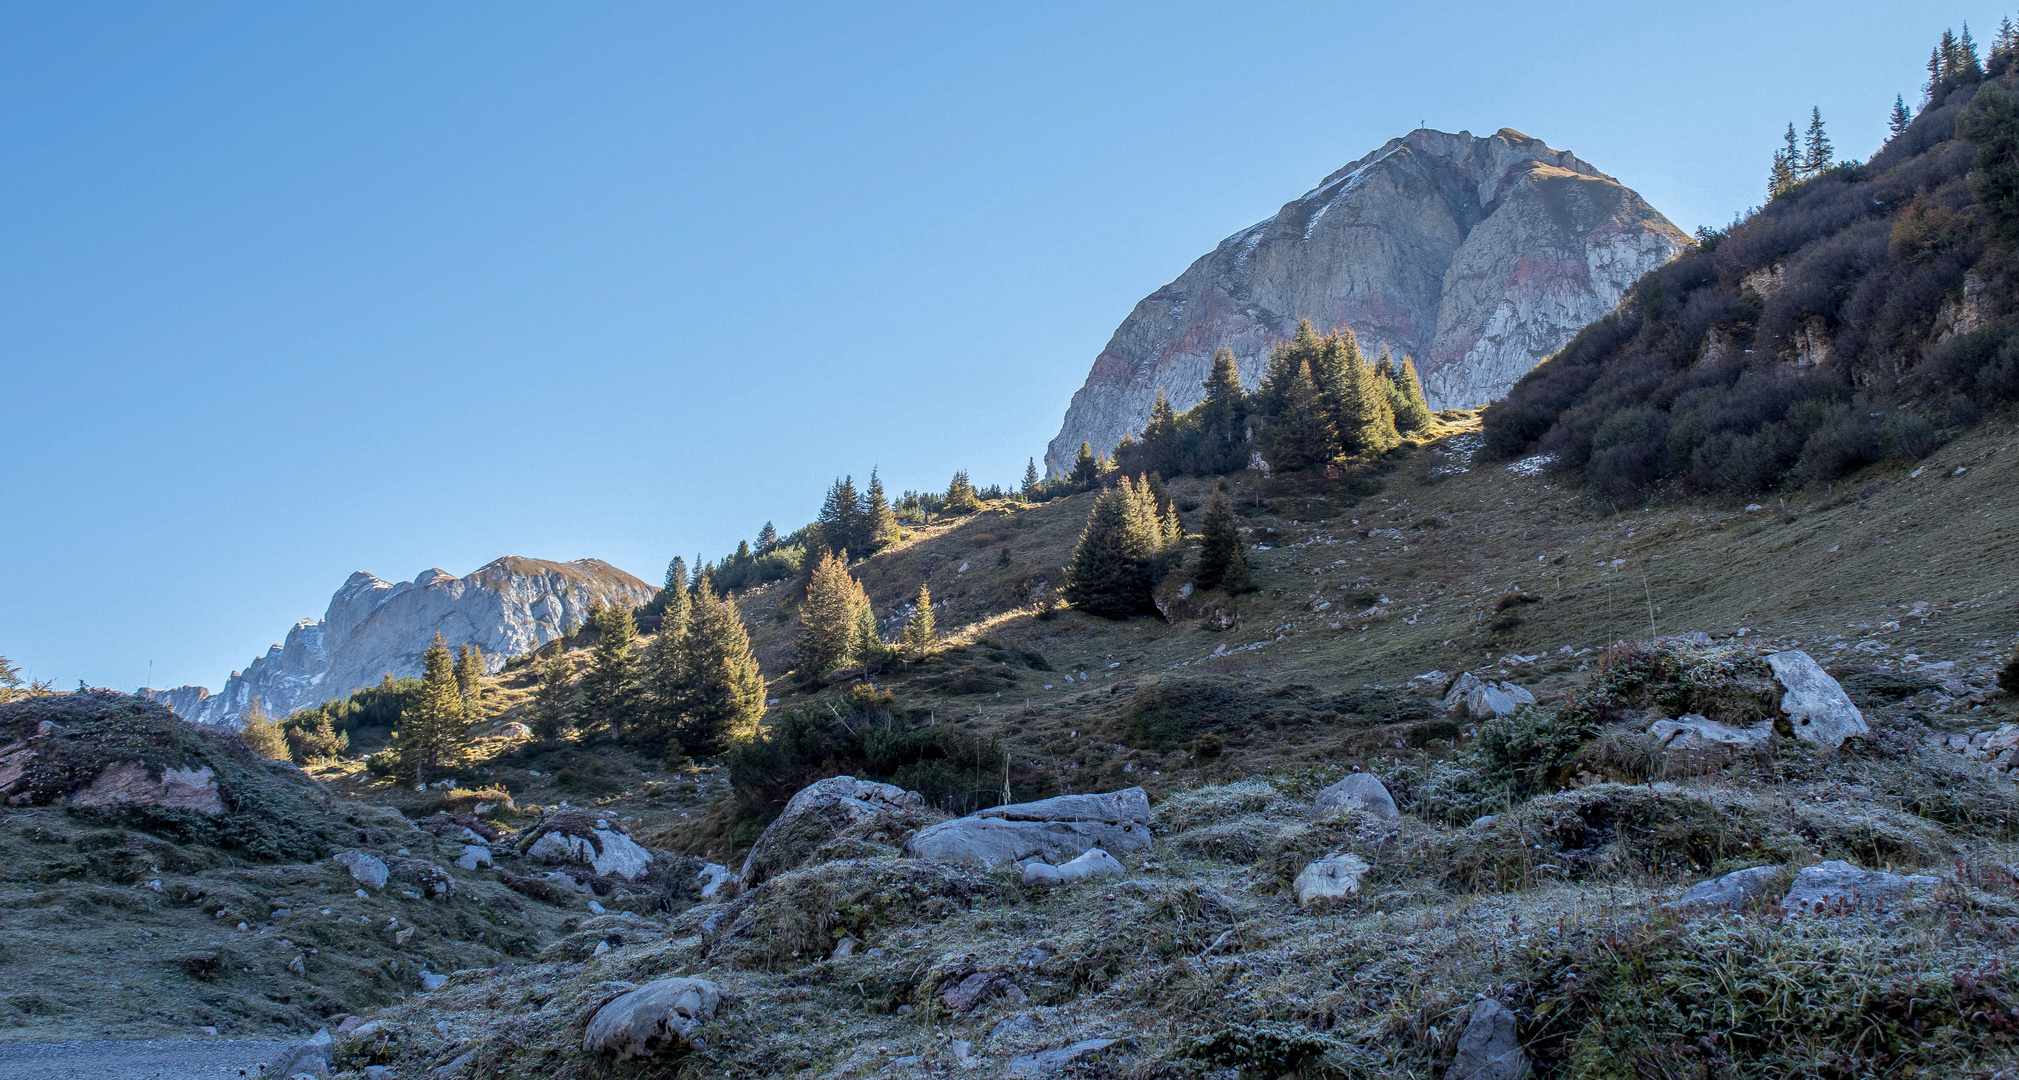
[165,557,654,726]
[905,788,1151,868]
[1045,127,1687,472]
[66,762,225,813]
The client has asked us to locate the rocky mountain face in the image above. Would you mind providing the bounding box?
[153,557,654,726]
[1045,127,1688,473]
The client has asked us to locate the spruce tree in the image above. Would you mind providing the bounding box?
[1768,123,1799,198]
[660,557,690,637]
[1072,441,1101,490]
[1390,356,1435,433]
[1022,458,1042,499]
[1139,389,1181,478]
[864,468,900,550]
[1059,476,1161,617]
[1197,347,1249,474]
[1799,108,1833,177]
[900,584,936,659]
[1269,360,1338,471]
[1888,95,1913,138]
[818,476,866,556]
[633,606,686,755]
[945,470,982,513]
[1194,489,1251,592]
[672,581,766,757]
[580,603,639,738]
[529,647,575,742]
[796,549,874,679]
[755,522,778,554]
[1258,319,1325,419]
[1960,80,2019,242]
[394,635,469,783]
[239,699,291,761]
[453,643,484,711]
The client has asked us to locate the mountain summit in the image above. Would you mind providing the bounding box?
[1045,127,1688,473]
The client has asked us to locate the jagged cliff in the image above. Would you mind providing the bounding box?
[1045,127,1688,473]
[154,557,654,725]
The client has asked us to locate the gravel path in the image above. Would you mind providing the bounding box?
[0,1038,292,1079]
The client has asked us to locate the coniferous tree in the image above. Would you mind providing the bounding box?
[796,549,874,678]
[1137,389,1181,478]
[755,522,778,554]
[1799,108,1833,177]
[633,607,686,755]
[1193,489,1251,592]
[580,603,639,737]
[672,581,766,756]
[1888,95,1914,138]
[1258,319,1326,419]
[944,470,982,513]
[1993,19,2019,75]
[1390,356,1435,432]
[1022,458,1042,499]
[529,647,576,742]
[1270,360,1338,471]
[1072,441,1101,491]
[1059,475,1166,617]
[239,699,291,761]
[1768,123,1799,198]
[900,584,937,660]
[818,476,866,557]
[661,557,691,637]
[1960,79,2019,242]
[1196,347,1249,474]
[864,468,900,549]
[1336,348,1399,455]
[453,643,485,711]
[393,635,469,783]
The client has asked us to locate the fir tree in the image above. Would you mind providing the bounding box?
[864,468,900,550]
[580,603,639,737]
[1270,360,1338,471]
[1137,388,1181,478]
[1193,489,1251,592]
[1799,108,1833,177]
[796,549,874,679]
[1390,356,1435,432]
[672,581,766,757]
[453,643,484,710]
[633,604,686,755]
[1960,80,2019,242]
[1889,95,1914,138]
[239,699,290,761]
[1022,458,1042,499]
[393,635,469,783]
[1059,475,1164,617]
[1338,348,1398,455]
[1768,123,1800,198]
[1257,319,1326,419]
[661,557,690,638]
[529,647,575,742]
[900,584,936,660]
[1196,347,1249,474]
[1072,441,1101,491]
[755,522,778,554]
[818,475,866,557]
[944,470,982,513]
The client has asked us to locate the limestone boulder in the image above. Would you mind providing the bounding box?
[905,788,1151,868]
[1782,860,1937,912]
[1648,714,1773,752]
[1007,1038,1128,1079]
[582,978,724,1060]
[1311,773,1399,819]
[1442,673,1531,718]
[1667,865,1782,912]
[332,851,389,891]
[1448,999,1527,1080]
[1766,650,1869,748]
[269,1028,333,1080]
[523,813,654,882]
[66,762,225,814]
[1020,848,1126,888]
[1294,853,1372,908]
[738,776,927,886]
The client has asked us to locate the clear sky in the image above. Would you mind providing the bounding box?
[0,1,1984,693]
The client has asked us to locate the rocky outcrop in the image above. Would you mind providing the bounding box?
[1766,650,1869,748]
[1045,127,1686,472]
[905,788,1151,867]
[179,556,653,725]
[739,776,930,887]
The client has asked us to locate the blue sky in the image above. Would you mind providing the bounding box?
[0,1,1981,692]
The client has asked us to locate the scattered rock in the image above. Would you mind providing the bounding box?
[1766,650,1869,748]
[1668,865,1783,911]
[1647,714,1773,751]
[938,970,1027,1013]
[1442,673,1528,718]
[1293,853,1372,908]
[333,851,389,891]
[1448,999,1526,1080]
[494,722,532,739]
[696,862,735,898]
[388,857,456,900]
[738,776,927,886]
[588,900,607,915]
[419,972,447,992]
[906,788,1151,868]
[455,845,492,870]
[523,812,654,882]
[1781,860,1938,912]
[268,1028,333,1080]
[581,978,724,1061]
[1020,847,1126,887]
[1007,1037,1127,1079]
[1311,773,1399,819]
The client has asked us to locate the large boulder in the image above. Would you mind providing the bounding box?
[582,978,723,1061]
[739,776,927,886]
[1448,999,1527,1080]
[1294,853,1372,908]
[1647,714,1773,752]
[1441,674,1533,719]
[1781,860,1937,912]
[522,812,654,882]
[1311,773,1399,819]
[905,788,1151,868]
[1766,650,1869,748]
[332,850,389,891]
[1667,865,1782,912]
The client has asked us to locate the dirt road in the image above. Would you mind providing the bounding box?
[0,1038,292,1079]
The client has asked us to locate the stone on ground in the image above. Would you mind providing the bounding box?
[1020,847,1126,887]
[1448,999,1527,1080]
[1648,714,1773,751]
[1311,773,1399,819]
[1782,860,1938,912]
[738,775,926,886]
[906,788,1151,868]
[582,978,724,1061]
[332,851,388,891]
[1766,650,1869,748]
[1007,1037,1127,1078]
[1294,853,1372,908]
[523,813,654,882]
[1667,865,1783,911]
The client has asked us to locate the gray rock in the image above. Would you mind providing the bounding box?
[1782,860,1938,912]
[1441,672,1485,710]
[455,845,492,870]
[939,970,1027,1012]
[738,776,925,886]
[525,820,653,882]
[906,788,1151,868]
[1648,714,1773,751]
[1766,650,1869,748]
[1668,865,1782,911]
[1448,999,1527,1080]
[1007,1038,1127,1079]
[581,978,723,1061]
[419,972,447,992]
[1443,672,1524,718]
[333,851,389,891]
[1498,682,1538,706]
[1021,848,1126,887]
[268,1028,333,1080]
[696,862,734,898]
[1312,773,1399,819]
[1294,853,1371,908]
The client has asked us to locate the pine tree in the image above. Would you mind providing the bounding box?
[1059,475,1164,617]
[1196,347,1249,474]
[453,643,485,711]
[1994,19,2019,75]
[1799,108,1833,177]
[1889,95,1913,138]
[1391,356,1435,432]
[239,699,291,760]
[660,557,690,638]
[864,468,900,550]
[1339,349,1398,455]
[899,583,937,659]
[529,647,575,742]
[633,605,686,755]
[1022,458,1042,499]
[1258,319,1326,419]
[393,635,469,783]
[580,603,639,737]
[1270,360,1338,471]
[796,549,875,679]
[1138,388,1181,478]
[1193,489,1251,592]
[944,470,982,513]
[1072,441,1101,490]
[818,476,866,557]
[755,522,778,554]
[1768,123,1799,198]
[671,581,766,757]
